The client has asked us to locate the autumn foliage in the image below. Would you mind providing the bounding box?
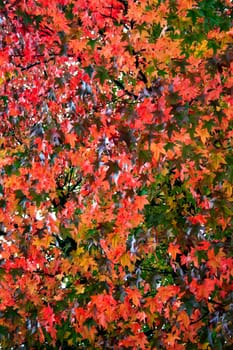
[0,0,233,348]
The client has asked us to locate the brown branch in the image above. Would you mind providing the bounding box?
[17,56,56,72]
[190,310,209,325]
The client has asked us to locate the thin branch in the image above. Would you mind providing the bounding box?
[113,79,138,99]
[11,131,23,145]
[190,311,209,325]
[18,56,56,72]
[69,176,82,192]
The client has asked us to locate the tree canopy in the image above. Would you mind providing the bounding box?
[0,0,233,348]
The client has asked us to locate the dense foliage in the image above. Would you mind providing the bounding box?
[0,0,233,348]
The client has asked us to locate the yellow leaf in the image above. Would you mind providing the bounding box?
[120,252,134,271]
[167,196,175,210]
[222,181,233,199]
[200,343,211,350]
[75,247,85,256]
[33,234,53,249]
[195,125,210,144]
[64,331,71,340]
[75,284,85,294]
[210,153,226,170]
[111,234,121,248]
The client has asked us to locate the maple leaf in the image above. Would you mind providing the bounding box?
[207,248,226,274]
[196,241,211,251]
[125,287,142,307]
[150,142,165,163]
[33,234,54,249]
[177,310,190,330]
[154,286,180,313]
[195,123,210,144]
[65,133,78,148]
[134,195,149,211]
[119,332,149,350]
[165,331,181,347]
[168,243,181,260]
[189,278,217,301]
[187,214,207,225]
[40,305,57,339]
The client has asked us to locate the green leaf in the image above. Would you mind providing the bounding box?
[95,66,109,85]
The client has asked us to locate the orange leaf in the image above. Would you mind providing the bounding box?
[168,243,181,260]
[126,287,142,307]
[150,142,165,163]
[65,133,77,148]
